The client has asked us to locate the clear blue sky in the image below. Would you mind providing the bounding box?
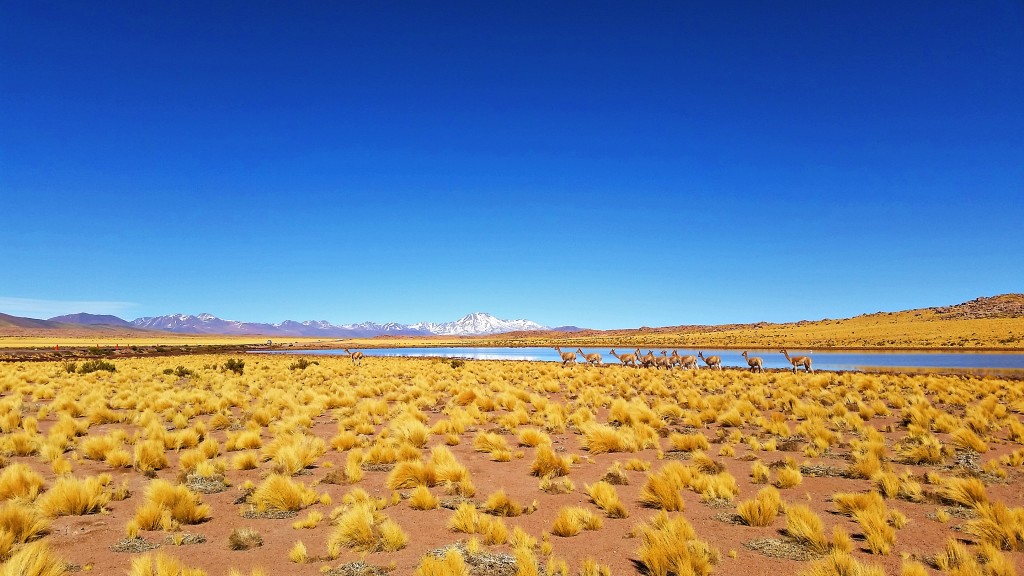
[2,1,1022,329]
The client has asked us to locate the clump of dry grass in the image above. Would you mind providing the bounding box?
[798,550,885,576]
[414,548,469,576]
[600,461,630,485]
[940,477,988,508]
[736,487,782,527]
[228,527,263,550]
[963,502,1024,551]
[251,474,318,512]
[129,479,210,532]
[481,489,533,517]
[550,506,602,537]
[785,504,830,555]
[446,502,509,544]
[669,432,709,452]
[586,481,628,518]
[129,551,207,576]
[288,541,308,564]
[408,485,440,510]
[634,510,718,576]
[530,445,571,477]
[327,503,408,556]
[0,463,45,501]
[1,542,68,576]
[36,475,110,517]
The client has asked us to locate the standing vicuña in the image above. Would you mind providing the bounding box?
[671,350,698,370]
[554,346,577,367]
[609,349,637,368]
[741,351,764,373]
[636,348,657,369]
[576,348,602,366]
[343,348,364,366]
[781,349,813,373]
[697,351,722,370]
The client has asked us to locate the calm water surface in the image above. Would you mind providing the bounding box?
[266,347,1024,372]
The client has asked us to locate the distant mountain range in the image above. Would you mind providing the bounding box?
[43,311,562,337]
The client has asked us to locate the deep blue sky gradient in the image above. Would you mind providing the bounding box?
[2,2,1022,328]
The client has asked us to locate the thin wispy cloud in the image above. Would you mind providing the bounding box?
[0,297,139,320]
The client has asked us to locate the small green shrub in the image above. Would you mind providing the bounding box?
[79,360,116,374]
[223,359,245,375]
[289,358,319,371]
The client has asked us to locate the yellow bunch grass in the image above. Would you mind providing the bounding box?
[668,433,709,452]
[288,541,308,563]
[736,487,782,527]
[0,463,45,501]
[550,506,602,537]
[0,501,50,545]
[386,459,438,489]
[131,479,210,530]
[414,548,469,576]
[634,511,718,576]
[530,445,571,477]
[128,552,207,576]
[251,474,318,512]
[327,503,407,555]
[599,461,630,485]
[832,491,885,517]
[853,508,896,555]
[538,474,575,494]
[36,475,109,517]
[230,451,259,470]
[518,428,552,447]
[408,485,440,510]
[950,427,988,453]
[964,502,1024,551]
[751,461,770,484]
[798,551,885,576]
[785,504,830,554]
[482,489,530,517]
[472,431,510,453]
[133,440,169,473]
[940,477,988,508]
[291,510,323,529]
[0,542,69,576]
[638,471,685,511]
[586,481,628,518]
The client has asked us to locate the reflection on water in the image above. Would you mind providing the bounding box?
[263,347,1024,372]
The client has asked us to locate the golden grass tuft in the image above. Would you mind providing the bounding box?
[0,463,45,502]
[228,527,263,550]
[599,461,630,485]
[518,428,551,447]
[251,474,318,512]
[131,479,210,531]
[736,487,782,527]
[774,466,803,489]
[0,542,68,576]
[291,510,323,530]
[133,440,169,474]
[36,475,109,517]
[327,503,407,556]
[751,461,770,484]
[414,548,469,576]
[530,445,571,477]
[128,552,207,576]
[853,508,896,555]
[288,540,308,563]
[386,459,438,489]
[940,477,988,508]
[550,506,602,537]
[408,485,440,510]
[785,504,830,554]
[634,510,718,576]
[963,501,1024,551]
[668,432,709,452]
[798,550,885,576]
[481,489,529,517]
[586,481,628,518]
[0,501,50,546]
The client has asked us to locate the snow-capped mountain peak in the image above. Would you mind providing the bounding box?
[128,312,549,337]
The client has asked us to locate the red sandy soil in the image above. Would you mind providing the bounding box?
[13,407,1020,576]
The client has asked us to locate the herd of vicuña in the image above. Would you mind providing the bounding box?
[559,347,813,372]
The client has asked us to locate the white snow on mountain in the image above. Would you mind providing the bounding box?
[130,312,548,337]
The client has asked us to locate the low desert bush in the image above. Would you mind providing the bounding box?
[78,360,115,374]
[223,359,245,375]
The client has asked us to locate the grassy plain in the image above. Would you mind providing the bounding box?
[1,354,1023,575]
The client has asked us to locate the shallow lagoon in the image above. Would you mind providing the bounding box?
[267,347,1024,372]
